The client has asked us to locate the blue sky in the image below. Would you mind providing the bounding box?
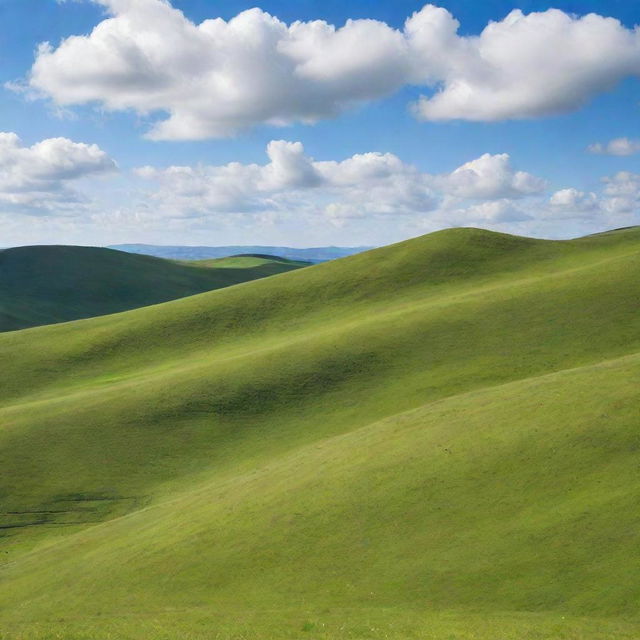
[0,0,639,247]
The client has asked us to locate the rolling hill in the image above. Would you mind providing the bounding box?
[1,226,640,639]
[0,245,307,332]
[109,243,372,263]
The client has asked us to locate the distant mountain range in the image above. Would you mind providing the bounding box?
[108,243,373,263]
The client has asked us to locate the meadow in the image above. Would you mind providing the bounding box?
[1,227,639,638]
[0,246,305,331]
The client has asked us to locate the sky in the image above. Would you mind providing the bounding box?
[0,0,639,248]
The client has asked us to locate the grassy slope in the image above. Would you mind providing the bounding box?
[190,254,311,269]
[1,227,640,638]
[0,246,305,332]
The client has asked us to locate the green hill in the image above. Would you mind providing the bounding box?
[0,246,307,332]
[1,227,640,639]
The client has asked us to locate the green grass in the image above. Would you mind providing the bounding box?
[189,254,311,269]
[0,246,306,331]
[1,226,640,638]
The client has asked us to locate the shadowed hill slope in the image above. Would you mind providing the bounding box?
[1,226,640,639]
[109,242,372,263]
[0,245,306,332]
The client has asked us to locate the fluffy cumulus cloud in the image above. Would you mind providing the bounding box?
[422,199,532,232]
[601,171,640,214]
[22,0,640,139]
[132,141,549,227]
[2,135,636,242]
[588,137,640,156]
[0,132,116,214]
[135,141,435,221]
[412,9,640,122]
[429,166,640,233]
[432,153,546,199]
[544,175,640,224]
[0,136,552,237]
[549,188,600,217]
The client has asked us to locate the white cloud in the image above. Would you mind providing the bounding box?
[261,141,322,190]
[428,172,640,233]
[549,188,600,218]
[601,171,640,214]
[27,0,414,140]
[588,137,640,156]
[544,176,639,225]
[603,171,640,197]
[21,1,640,139]
[462,199,532,223]
[2,136,636,245]
[425,199,532,231]
[413,9,640,122]
[431,153,546,199]
[132,142,548,226]
[134,141,437,219]
[0,132,116,214]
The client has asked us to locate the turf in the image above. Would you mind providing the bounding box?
[1,226,640,638]
[189,253,311,269]
[0,246,306,331]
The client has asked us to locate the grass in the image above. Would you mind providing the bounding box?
[0,246,306,331]
[1,226,640,638]
[2,609,640,639]
[188,254,311,269]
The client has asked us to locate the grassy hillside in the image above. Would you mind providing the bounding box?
[1,227,640,638]
[0,246,306,331]
[190,253,311,269]
[109,243,372,263]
